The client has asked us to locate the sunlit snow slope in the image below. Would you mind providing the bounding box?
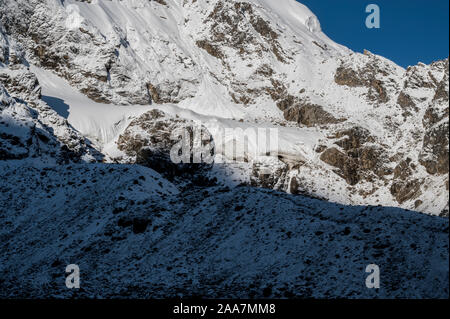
[1,0,448,216]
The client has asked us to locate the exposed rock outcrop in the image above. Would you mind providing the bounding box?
[390,179,422,204]
[0,63,101,163]
[334,51,400,104]
[117,110,214,179]
[419,122,449,175]
[320,147,359,185]
[319,127,390,186]
[283,103,344,127]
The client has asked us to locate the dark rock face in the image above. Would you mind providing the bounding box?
[318,120,445,206]
[356,146,385,175]
[433,76,449,102]
[334,52,395,104]
[393,159,413,181]
[367,79,388,104]
[419,122,449,175]
[118,110,182,155]
[320,148,359,185]
[1,1,118,103]
[0,0,198,105]
[335,64,389,104]
[397,92,417,111]
[423,105,448,128]
[283,103,343,127]
[196,40,224,61]
[251,159,289,190]
[204,1,286,63]
[420,101,449,176]
[0,68,41,102]
[390,179,422,204]
[276,94,296,112]
[334,127,374,150]
[270,82,344,127]
[320,127,390,186]
[117,110,214,179]
[335,67,365,87]
[316,103,447,206]
[0,64,102,163]
[194,1,294,107]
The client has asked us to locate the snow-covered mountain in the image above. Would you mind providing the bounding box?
[2,0,448,215]
[0,0,448,298]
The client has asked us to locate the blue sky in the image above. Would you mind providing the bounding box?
[298,0,449,68]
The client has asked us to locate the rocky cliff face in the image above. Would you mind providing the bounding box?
[0,0,448,216]
[0,65,101,163]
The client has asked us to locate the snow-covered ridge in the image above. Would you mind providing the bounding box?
[0,162,448,298]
